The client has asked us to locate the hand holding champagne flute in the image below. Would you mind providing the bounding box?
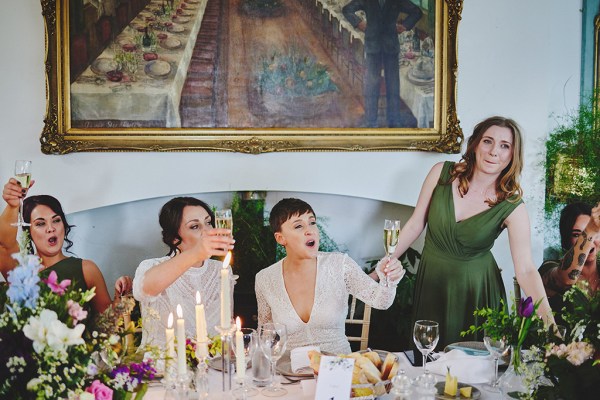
[383,219,400,286]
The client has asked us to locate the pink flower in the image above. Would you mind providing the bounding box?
[86,379,113,400]
[67,299,88,325]
[43,270,71,295]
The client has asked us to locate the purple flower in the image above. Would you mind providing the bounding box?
[518,296,534,318]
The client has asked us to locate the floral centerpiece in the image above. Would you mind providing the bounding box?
[532,284,600,400]
[256,45,338,118]
[0,237,155,399]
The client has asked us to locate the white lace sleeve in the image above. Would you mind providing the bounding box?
[255,272,272,326]
[132,257,167,303]
[342,253,396,310]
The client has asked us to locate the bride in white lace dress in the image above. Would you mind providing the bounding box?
[256,198,406,354]
[132,197,234,349]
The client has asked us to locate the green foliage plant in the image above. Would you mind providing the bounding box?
[544,92,600,217]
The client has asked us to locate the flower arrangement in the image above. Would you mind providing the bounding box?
[0,238,155,399]
[530,284,600,400]
[184,336,222,369]
[257,45,338,98]
[463,296,545,362]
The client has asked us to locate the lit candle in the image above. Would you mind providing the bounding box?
[235,317,245,379]
[176,304,187,376]
[195,291,209,359]
[220,252,232,329]
[166,312,175,365]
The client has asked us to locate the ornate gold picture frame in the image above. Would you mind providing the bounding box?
[41,0,463,154]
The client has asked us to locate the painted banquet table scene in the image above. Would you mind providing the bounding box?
[68,0,436,129]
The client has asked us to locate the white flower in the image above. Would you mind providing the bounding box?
[27,377,42,391]
[78,393,95,400]
[23,309,58,353]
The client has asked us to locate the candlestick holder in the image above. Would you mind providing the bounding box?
[175,368,192,400]
[195,355,209,399]
[216,323,236,392]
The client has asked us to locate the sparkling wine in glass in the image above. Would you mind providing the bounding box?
[382,219,400,286]
[413,319,439,388]
[215,209,233,230]
[12,160,32,227]
[258,323,287,397]
[232,328,259,398]
[483,333,508,392]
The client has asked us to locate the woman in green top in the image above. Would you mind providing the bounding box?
[1,181,131,313]
[384,116,554,348]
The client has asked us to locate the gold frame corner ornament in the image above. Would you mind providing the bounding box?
[40,0,463,154]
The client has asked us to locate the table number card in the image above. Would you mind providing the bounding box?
[314,356,355,399]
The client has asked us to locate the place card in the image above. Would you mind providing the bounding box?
[314,355,355,400]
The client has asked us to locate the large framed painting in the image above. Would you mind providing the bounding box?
[41,0,463,154]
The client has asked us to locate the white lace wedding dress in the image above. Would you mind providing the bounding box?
[133,256,230,349]
[255,252,397,354]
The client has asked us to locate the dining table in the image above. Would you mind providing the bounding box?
[143,351,503,399]
[70,0,208,127]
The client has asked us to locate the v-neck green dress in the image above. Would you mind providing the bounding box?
[412,161,523,348]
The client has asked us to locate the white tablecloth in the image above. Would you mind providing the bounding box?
[70,0,208,127]
[144,352,503,399]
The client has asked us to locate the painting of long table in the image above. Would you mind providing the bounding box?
[41,0,463,154]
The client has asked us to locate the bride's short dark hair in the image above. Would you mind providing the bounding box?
[269,198,315,233]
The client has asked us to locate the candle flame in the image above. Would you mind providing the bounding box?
[196,291,201,304]
[222,251,232,269]
[167,312,173,328]
[176,304,183,318]
[236,316,241,331]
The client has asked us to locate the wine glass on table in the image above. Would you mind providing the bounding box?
[11,160,32,227]
[383,219,400,287]
[232,328,259,398]
[483,332,508,392]
[258,323,287,397]
[413,320,439,389]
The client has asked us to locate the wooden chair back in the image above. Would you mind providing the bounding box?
[346,295,372,351]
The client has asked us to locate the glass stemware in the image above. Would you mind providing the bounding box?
[382,219,401,287]
[413,320,439,389]
[483,333,508,392]
[11,160,32,227]
[215,209,233,230]
[258,323,287,397]
[232,328,259,398]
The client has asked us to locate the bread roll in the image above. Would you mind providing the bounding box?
[380,352,397,380]
[363,351,383,368]
[356,356,382,384]
[308,350,321,374]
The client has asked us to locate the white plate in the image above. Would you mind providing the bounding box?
[173,16,191,24]
[167,23,185,33]
[145,60,171,78]
[160,37,182,50]
[90,58,117,75]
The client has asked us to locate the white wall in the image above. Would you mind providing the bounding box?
[0,0,582,293]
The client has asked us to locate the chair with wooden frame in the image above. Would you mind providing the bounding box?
[346,295,372,351]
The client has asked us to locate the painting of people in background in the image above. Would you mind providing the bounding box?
[67,0,437,130]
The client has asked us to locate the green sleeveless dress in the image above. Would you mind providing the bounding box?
[412,161,523,348]
[40,257,88,294]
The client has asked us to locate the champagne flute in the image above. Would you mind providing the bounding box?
[232,328,259,398]
[258,323,287,397]
[11,160,32,227]
[382,219,401,287]
[215,209,233,231]
[483,332,508,392]
[413,320,439,377]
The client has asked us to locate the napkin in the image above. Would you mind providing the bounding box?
[426,349,494,384]
[291,345,320,374]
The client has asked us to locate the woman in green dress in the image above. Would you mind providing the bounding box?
[384,116,554,348]
[1,181,131,314]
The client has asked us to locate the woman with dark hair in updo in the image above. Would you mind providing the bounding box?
[132,197,235,349]
[0,179,132,313]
